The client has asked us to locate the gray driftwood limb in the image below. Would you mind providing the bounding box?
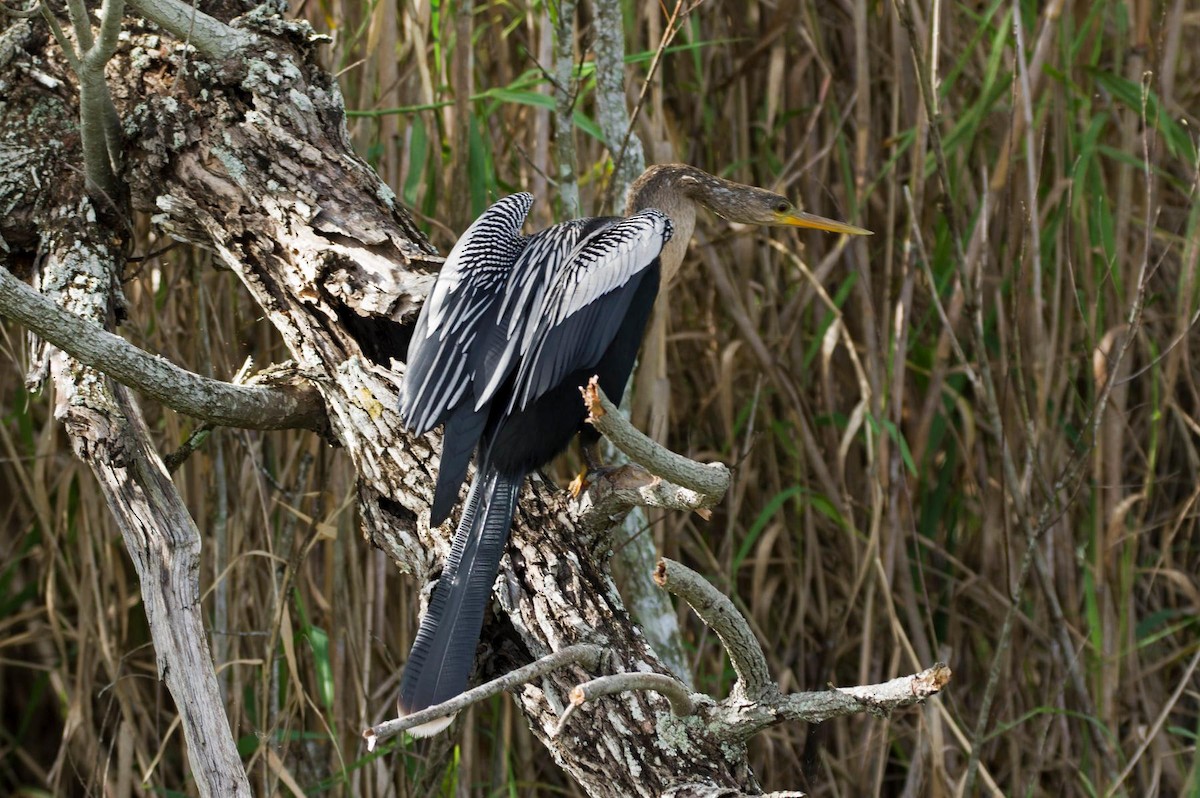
[654,558,773,701]
[32,196,251,798]
[0,264,327,431]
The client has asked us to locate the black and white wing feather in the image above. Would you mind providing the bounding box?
[469,218,598,409]
[400,193,533,434]
[508,209,672,411]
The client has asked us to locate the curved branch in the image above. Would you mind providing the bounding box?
[124,0,256,59]
[554,672,696,735]
[572,463,721,539]
[654,558,773,701]
[582,377,729,499]
[0,265,327,431]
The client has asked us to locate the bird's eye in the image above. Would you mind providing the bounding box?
[774,201,790,213]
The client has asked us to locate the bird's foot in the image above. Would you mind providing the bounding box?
[569,463,622,498]
[568,466,589,498]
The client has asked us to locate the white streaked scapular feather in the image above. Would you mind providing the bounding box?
[552,210,671,324]
[472,219,596,408]
[500,220,590,338]
[400,193,532,430]
[423,193,533,338]
[507,209,672,410]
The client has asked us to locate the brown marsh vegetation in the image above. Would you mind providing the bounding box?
[1,0,1198,795]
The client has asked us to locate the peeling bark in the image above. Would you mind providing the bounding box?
[35,198,252,798]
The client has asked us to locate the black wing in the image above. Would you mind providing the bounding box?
[507,209,672,413]
[399,193,532,434]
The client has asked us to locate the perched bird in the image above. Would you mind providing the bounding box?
[397,164,870,735]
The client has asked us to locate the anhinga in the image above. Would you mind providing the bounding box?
[398,164,870,735]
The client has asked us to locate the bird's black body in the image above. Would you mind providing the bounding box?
[395,166,869,734]
[397,199,670,730]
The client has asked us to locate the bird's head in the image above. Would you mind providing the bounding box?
[626,164,871,285]
[686,175,872,236]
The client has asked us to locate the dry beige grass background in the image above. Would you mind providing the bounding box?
[2,0,1199,795]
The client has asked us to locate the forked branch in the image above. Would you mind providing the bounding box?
[575,378,729,528]
[556,557,949,747]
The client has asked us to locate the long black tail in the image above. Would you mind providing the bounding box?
[430,403,488,526]
[398,459,522,735]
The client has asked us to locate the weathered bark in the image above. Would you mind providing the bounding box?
[30,201,253,798]
[2,20,251,797]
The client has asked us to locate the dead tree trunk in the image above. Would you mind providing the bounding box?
[0,4,944,795]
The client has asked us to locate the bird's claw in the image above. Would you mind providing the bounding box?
[568,466,590,498]
[569,463,625,498]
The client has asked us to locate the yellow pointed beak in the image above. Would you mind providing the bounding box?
[779,210,872,236]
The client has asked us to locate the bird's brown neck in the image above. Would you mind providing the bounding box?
[625,164,707,215]
[625,165,706,286]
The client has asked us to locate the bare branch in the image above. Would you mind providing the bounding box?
[89,0,124,64]
[0,0,41,19]
[654,558,773,701]
[582,377,729,500]
[710,663,953,740]
[124,0,256,59]
[554,672,695,736]
[63,0,93,52]
[60,0,123,197]
[0,265,327,431]
[38,4,82,71]
[364,644,605,748]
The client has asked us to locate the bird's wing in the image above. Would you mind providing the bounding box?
[509,209,672,411]
[470,218,604,409]
[400,193,533,434]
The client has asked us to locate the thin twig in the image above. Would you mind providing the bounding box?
[1103,645,1200,796]
[364,644,605,747]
